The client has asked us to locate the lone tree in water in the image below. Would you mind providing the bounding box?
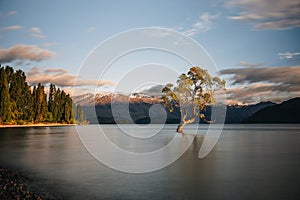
[162,66,226,133]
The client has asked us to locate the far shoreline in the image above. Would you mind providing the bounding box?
[0,123,77,128]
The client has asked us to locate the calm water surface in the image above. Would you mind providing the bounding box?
[0,124,299,200]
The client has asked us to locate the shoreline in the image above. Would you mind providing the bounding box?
[0,167,60,199]
[0,123,76,128]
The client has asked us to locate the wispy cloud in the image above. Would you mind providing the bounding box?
[254,19,300,30]
[29,33,47,39]
[87,26,96,33]
[30,27,42,33]
[0,44,55,63]
[26,66,115,87]
[238,61,264,67]
[225,82,300,104]
[44,68,68,74]
[141,84,164,97]
[220,65,300,103]
[220,66,300,84]
[226,0,300,30]
[29,27,47,39]
[41,42,57,47]
[1,25,23,31]
[278,52,300,59]
[7,10,17,16]
[183,12,218,36]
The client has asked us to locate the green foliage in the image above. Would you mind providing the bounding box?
[162,66,226,132]
[32,83,48,122]
[0,65,85,125]
[9,69,27,120]
[0,66,12,123]
[48,83,56,119]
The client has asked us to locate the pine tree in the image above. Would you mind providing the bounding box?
[60,90,67,122]
[0,66,12,123]
[42,92,49,122]
[63,94,74,123]
[10,69,27,121]
[24,84,34,122]
[48,84,56,120]
[0,65,82,124]
[33,83,48,122]
[33,85,40,122]
[4,66,14,84]
[53,88,61,122]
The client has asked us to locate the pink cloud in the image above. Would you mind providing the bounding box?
[0,44,55,63]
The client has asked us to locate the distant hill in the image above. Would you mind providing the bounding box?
[225,101,276,123]
[244,97,300,123]
[74,92,280,124]
[72,93,95,106]
[76,92,172,124]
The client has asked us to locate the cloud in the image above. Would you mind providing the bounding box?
[41,42,57,47]
[227,0,300,30]
[220,65,300,104]
[26,66,115,87]
[183,12,218,36]
[0,44,55,63]
[141,84,164,97]
[31,27,42,33]
[41,86,91,97]
[1,25,23,31]
[29,27,47,39]
[142,28,173,38]
[87,26,96,33]
[238,61,264,67]
[278,52,300,59]
[254,19,300,30]
[220,66,300,85]
[225,82,300,104]
[44,68,68,74]
[7,11,17,16]
[29,33,47,39]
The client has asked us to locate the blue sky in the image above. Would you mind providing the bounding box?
[0,0,300,104]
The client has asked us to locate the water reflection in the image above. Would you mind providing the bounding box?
[0,125,299,199]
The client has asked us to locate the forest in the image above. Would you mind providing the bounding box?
[0,65,85,125]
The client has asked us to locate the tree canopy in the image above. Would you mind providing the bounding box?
[0,65,86,125]
[162,66,226,133]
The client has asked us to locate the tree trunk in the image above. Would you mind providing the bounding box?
[176,123,186,134]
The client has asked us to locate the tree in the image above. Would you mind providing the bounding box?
[9,69,28,121]
[0,66,11,123]
[48,83,56,121]
[33,83,48,122]
[53,88,61,122]
[0,65,84,125]
[162,66,226,133]
[24,84,34,122]
[61,92,74,123]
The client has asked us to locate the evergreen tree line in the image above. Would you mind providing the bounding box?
[0,65,86,125]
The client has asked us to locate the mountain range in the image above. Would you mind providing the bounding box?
[72,93,300,124]
[244,97,300,123]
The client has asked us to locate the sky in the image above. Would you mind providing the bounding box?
[0,0,299,104]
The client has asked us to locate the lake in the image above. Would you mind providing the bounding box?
[0,124,299,200]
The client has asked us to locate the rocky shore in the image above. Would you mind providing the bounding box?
[0,168,59,200]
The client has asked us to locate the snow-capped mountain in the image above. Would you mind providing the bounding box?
[72,92,163,106]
